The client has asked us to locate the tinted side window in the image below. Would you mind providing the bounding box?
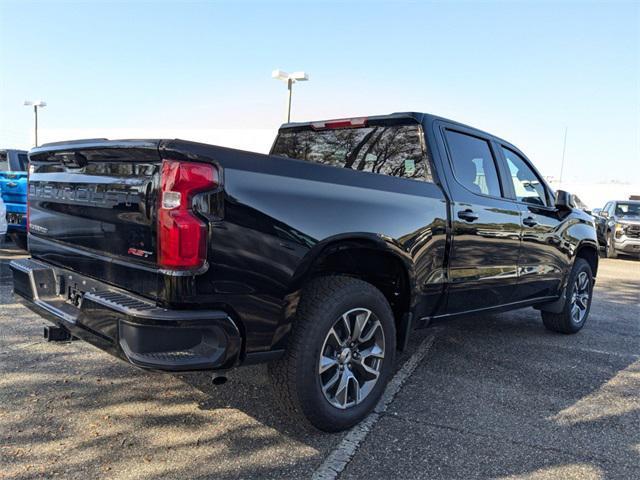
[605,202,616,215]
[445,130,502,197]
[272,124,432,181]
[502,148,548,207]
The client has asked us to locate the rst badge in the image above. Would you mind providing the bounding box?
[127,247,153,258]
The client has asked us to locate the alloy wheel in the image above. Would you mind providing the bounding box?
[570,271,591,324]
[318,308,385,409]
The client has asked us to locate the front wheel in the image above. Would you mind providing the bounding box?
[606,230,618,259]
[541,258,593,334]
[268,276,396,432]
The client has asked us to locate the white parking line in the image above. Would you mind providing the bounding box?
[312,333,437,480]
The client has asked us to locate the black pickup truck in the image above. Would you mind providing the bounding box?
[10,112,598,431]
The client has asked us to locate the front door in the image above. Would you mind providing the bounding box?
[498,146,566,300]
[437,126,522,314]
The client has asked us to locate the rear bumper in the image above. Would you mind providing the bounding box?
[10,258,242,371]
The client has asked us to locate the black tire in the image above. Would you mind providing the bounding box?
[268,276,396,432]
[606,230,618,259]
[8,232,27,251]
[541,258,593,334]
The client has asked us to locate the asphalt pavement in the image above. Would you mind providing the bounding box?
[1,243,638,480]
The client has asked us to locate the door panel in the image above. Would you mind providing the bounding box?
[448,198,522,312]
[517,205,565,299]
[437,126,522,314]
[498,146,566,300]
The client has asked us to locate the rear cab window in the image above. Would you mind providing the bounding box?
[271,119,433,182]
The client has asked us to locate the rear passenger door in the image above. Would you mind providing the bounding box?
[497,146,566,300]
[435,124,522,314]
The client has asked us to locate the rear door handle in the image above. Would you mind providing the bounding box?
[523,216,538,227]
[457,209,479,222]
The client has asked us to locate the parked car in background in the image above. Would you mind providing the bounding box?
[10,112,598,431]
[0,149,29,248]
[594,200,640,258]
[0,197,7,242]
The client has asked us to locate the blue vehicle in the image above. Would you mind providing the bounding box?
[0,149,29,248]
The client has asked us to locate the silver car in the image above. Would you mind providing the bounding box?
[596,200,640,258]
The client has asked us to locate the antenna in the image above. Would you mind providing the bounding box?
[559,126,568,188]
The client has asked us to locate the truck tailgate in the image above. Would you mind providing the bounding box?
[27,140,162,299]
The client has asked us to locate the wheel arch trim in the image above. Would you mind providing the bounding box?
[574,239,599,277]
[288,232,417,295]
[270,233,417,352]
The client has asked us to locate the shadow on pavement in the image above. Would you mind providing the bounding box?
[341,265,639,479]
[1,254,638,479]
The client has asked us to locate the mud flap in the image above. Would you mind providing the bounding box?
[534,288,567,314]
[397,312,413,351]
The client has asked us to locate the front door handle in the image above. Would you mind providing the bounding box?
[523,216,538,227]
[457,209,479,222]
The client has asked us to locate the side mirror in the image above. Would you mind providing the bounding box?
[554,190,574,210]
[600,210,609,218]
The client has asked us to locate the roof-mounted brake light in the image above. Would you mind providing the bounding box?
[310,117,368,130]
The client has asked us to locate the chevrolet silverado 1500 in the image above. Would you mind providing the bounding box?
[10,112,598,431]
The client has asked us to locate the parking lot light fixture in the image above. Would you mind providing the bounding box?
[272,69,309,123]
[24,100,47,147]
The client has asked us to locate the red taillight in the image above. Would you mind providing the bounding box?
[311,117,368,130]
[157,160,218,269]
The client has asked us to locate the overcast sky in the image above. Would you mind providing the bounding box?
[1,0,638,187]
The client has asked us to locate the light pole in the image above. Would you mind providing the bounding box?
[24,100,47,147]
[558,126,568,188]
[272,70,309,123]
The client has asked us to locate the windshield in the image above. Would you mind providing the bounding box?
[0,151,27,171]
[271,123,432,181]
[16,153,28,170]
[616,202,640,217]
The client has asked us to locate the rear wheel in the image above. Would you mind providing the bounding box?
[268,276,396,432]
[541,258,593,334]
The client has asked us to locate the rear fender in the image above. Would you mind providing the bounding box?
[288,232,416,294]
[270,233,417,351]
